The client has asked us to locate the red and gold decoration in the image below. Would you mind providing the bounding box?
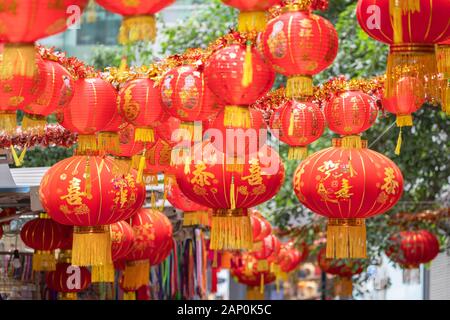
[386,230,440,269]
[262,0,338,98]
[436,39,450,114]
[250,234,281,272]
[20,213,64,271]
[278,240,308,274]
[95,0,175,44]
[46,262,91,300]
[39,155,145,267]
[293,138,404,258]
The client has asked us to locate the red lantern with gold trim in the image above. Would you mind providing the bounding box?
[269,100,325,160]
[123,208,173,290]
[204,44,275,129]
[20,213,64,271]
[39,155,145,267]
[386,230,440,268]
[262,1,338,98]
[95,0,174,44]
[250,234,281,272]
[293,139,404,258]
[251,211,272,244]
[144,139,174,182]
[46,262,91,300]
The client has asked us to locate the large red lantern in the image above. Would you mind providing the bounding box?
[123,208,173,290]
[293,139,404,258]
[46,262,91,300]
[269,100,325,160]
[39,155,145,267]
[0,0,88,79]
[204,44,275,129]
[95,0,175,44]
[221,0,282,32]
[176,145,284,250]
[386,230,440,268]
[262,2,338,98]
[20,213,64,271]
[58,77,118,153]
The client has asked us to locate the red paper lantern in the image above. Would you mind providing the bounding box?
[39,155,145,267]
[251,211,272,243]
[0,207,16,226]
[262,3,338,98]
[250,234,281,272]
[20,213,64,271]
[57,77,118,153]
[123,208,173,290]
[293,138,404,258]
[204,44,275,128]
[46,262,91,300]
[269,100,325,160]
[118,77,165,143]
[176,145,284,250]
[386,230,440,268]
[0,0,88,79]
[221,0,282,32]
[58,225,73,251]
[278,242,309,274]
[95,0,175,44]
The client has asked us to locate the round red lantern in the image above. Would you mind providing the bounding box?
[39,155,145,267]
[277,241,309,274]
[250,234,281,272]
[262,2,338,98]
[20,213,64,271]
[46,262,91,300]
[293,138,404,258]
[58,77,118,153]
[176,145,285,250]
[204,44,275,128]
[386,230,440,268]
[58,225,73,251]
[221,0,282,32]
[95,0,175,44]
[251,211,272,244]
[269,100,325,160]
[123,208,173,290]
[0,0,88,79]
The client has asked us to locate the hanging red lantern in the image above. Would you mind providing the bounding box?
[386,230,440,268]
[95,0,175,44]
[160,65,220,141]
[58,77,118,153]
[0,208,16,227]
[123,208,173,290]
[46,262,91,300]
[204,44,275,128]
[262,1,338,98]
[39,155,145,267]
[58,225,73,251]
[251,211,272,244]
[269,100,325,160]
[20,213,64,271]
[250,234,281,271]
[176,145,284,250]
[221,0,282,32]
[293,138,404,258]
[0,0,88,79]
[278,241,309,274]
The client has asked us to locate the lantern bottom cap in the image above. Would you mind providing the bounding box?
[326,218,367,259]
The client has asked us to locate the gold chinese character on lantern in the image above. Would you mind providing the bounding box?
[190,161,214,187]
[381,167,399,195]
[242,158,263,186]
[113,178,128,209]
[335,179,353,199]
[60,177,84,206]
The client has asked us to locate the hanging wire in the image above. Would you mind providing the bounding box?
[369,121,397,149]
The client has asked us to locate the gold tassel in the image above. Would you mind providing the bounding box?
[260,273,264,294]
[136,154,146,184]
[123,260,150,290]
[98,132,120,154]
[10,146,22,167]
[91,263,115,283]
[0,112,17,133]
[58,292,77,300]
[288,146,308,160]
[32,250,56,271]
[326,218,366,259]
[257,259,269,272]
[246,286,264,300]
[395,127,403,155]
[18,147,27,165]
[390,0,404,44]
[436,44,450,78]
[0,43,37,79]
[442,82,450,115]
[184,155,191,175]
[238,11,267,33]
[183,211,209,226]
[76,134,98,154]
[230,176,236,210]
[85,0,97,23]
[151,191,157,209]
[210,210,253,250]
[72,226,112,266]
[134,127,155,143]
[223,105,251,129]
[334,277,354,298]
[119,15,156,45]
[242,41,253,88]
[21,114,47,134]
[286,75,313,98]
[123,292,136,300]
[341,135,362,149]
[288,111,295,136]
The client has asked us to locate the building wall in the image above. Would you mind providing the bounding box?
[429,252,450,300]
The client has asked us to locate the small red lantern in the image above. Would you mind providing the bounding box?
[262,1,338,98]
[20,213,64,271]
[95,0,175,44]
[123,208,173,290]
[204,44,275,128]
[251,211,272,244]
[46,262,91,300]
[269,100,325,160]
[250,234,281,271]
[293,138,404,258]
[278,241,309,274]
[386,230,440,269]
[39,155,145,267]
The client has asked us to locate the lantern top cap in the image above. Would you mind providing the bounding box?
[285,0,312,12]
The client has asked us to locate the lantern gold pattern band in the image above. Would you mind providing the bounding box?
[72,225,112,267]
[210,209,253,250]
[326,218,367,259]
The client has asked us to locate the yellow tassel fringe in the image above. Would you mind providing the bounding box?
[0,112,17,134]
[21,114,47,134]
[242,41,253,88]
[119,15,156,45]
[98,132,120,154]
[178,122,202,142]
[341,135,362,149]
[230,176,236,210]
[136,154,146,184]
[10,145,27,167]
[76,134,98,154]
[257,259,269,272]
[396,114,413,127]
[395,127,403,155]
[441,82,450,115]
[0,43,37,80]
[436,44,450,78]
[91,263,115,283]
[286,75,313,98]
[58,292,78,300]
[183,211,210,226]
[123,260,150,290]
[134,127,155,143]
[288,146,308,160]
[72,226,112,267]
[32,251,56,272]
[326,218,366,259]
[246,286,264,300]
[224,105,251,129]
[210,212,253,250]
[238,11,267,33]
[123,292,136,300]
